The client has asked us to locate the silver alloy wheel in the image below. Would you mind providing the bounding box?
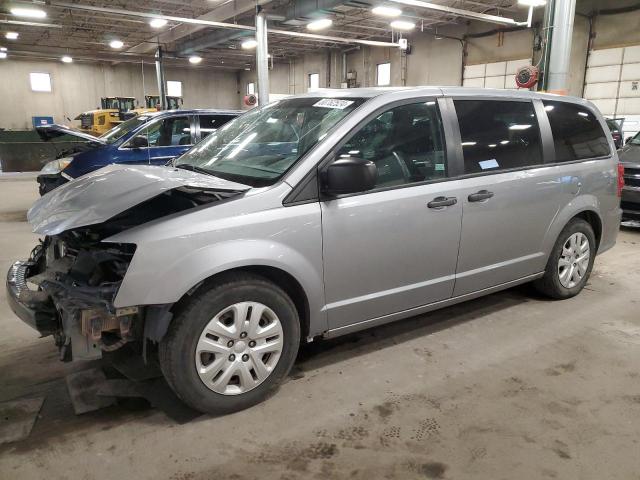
[195,302,284,395]
[558,232,590,289]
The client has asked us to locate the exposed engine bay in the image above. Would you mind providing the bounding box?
[8,186,242,362]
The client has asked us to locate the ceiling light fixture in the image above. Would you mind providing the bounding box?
[241,38,257,49]
[307,18,333,31]
[109,39,124,49]
[189,55,202,64]
[390,19,415,30]
[149,18,168,28]
[517,0,546,6]
[61,55,73,63]
[0,47,6,51]
[372,6,402,17]
[10,7,47,19]
[0,52,7,59]
[5,32,19,40]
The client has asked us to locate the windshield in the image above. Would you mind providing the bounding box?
[175,97,366,186]
[100,115,153,144]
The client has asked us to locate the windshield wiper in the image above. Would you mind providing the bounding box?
[174,163,216,176]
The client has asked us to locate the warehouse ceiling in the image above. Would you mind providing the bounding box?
[0,0,526,70]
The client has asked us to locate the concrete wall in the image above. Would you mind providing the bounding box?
[0,59,240,130]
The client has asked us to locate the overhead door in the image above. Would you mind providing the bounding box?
[463,58,532,89]
[584,45,640,136]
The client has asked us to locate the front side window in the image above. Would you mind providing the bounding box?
[454,100,542,174]
[175,97,365,187]
[543,101,610,161]
[336,101,446,188]
[142,116,192,147]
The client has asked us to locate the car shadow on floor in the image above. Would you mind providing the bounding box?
[294,283,542,374]
[0,282,544,454]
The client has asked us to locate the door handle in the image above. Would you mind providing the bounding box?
[427,196,457,208]
[468,190,494,202]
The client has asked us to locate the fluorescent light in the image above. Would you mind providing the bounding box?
[61,55,73,63]
[578,112,588,117]
[189,55,202,64]
[109,39,124,49]
[307,18,333,31]
[461,142,476,146]
[518,0,546,6]
[544,105,554,111]
[488,144,497,148]
[0,47,6,51]
[149,18,168,28]
[500,140,509,144]
[241,38,257,49]
[5,32,19,40]
[372,6,402,17]
[0,52,6,59]
[390,20,415,30]
[10,7,47,19]
[509,124,532,130]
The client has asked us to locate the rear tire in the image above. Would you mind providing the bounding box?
[534,218,596,299]
[159,273,300,415]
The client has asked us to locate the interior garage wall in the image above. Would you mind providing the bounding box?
[0,59,240,130]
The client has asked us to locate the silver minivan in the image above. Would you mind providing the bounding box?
[7,88,623,414]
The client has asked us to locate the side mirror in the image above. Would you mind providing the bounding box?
[130,135,148,148]
[323,157,377,196]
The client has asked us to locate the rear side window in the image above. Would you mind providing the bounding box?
[199,115,234,139]
[543,101,610,161]
[454,100,542,174]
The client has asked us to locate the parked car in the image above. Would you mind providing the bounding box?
[619,131,640,220]
[8,88,622,414]
[36,109,241,195]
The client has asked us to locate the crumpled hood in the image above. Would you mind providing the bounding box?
[28,164,250,235]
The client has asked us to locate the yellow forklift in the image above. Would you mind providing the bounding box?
[75,97,136,136]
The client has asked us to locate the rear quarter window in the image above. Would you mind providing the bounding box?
[543,101,610,162]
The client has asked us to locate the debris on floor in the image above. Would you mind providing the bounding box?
[0,397,44,445]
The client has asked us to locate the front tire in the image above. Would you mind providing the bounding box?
[534,218,596,299]
[159,273,300,415]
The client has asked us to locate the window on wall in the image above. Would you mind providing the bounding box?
[454,100,543,174]
[247,82,255,95]
[543,101,610,162]
[336,101,447,188]
[167,80,182,97]
[30,72,52,92]
[377,62,391,86]
[308,73,320,91]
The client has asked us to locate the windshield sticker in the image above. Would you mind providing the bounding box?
[313,99,354,109]
[479,159,499,170]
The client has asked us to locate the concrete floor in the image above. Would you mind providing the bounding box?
[1,177,639,480]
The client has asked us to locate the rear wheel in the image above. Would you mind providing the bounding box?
[159,273,300,414]
[534,218,596,299]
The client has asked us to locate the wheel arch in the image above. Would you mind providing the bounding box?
[170,265,312,342]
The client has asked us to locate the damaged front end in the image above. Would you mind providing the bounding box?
[7,164,250,362]
[8,230,138,361]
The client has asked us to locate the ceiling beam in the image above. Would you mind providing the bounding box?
[387,0,527,26]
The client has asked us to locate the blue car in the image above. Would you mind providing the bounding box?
[36,109,241,195]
